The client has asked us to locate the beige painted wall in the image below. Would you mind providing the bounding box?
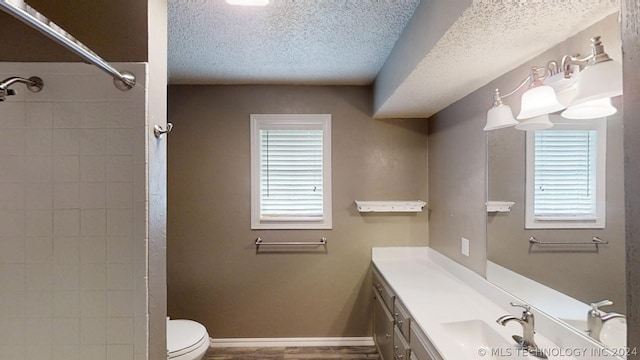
[486,16,625,313]
[0,0,147,62]
[427,82,487,275]
[167,85,428,337]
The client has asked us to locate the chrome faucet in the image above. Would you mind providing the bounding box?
[497,302,547,359]
[587,300,626,341]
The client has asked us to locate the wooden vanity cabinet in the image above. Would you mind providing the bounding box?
[373,267,413,360]
[373,266,442,360]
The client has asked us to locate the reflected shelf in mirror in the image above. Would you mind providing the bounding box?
[487,201,516,213]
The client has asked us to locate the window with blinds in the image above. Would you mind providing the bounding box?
[250,114,332,229]
[525,117,606,229]
[260,129,323,219]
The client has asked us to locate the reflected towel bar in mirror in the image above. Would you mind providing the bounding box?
[255,237,327,249]
[528,236,608,247]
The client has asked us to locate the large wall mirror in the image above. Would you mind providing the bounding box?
[485,14,626,350]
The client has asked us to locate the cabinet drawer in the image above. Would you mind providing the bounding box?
[373,267,395,311]
[409,322,442,360]
[393,325,411,360]
[393,298,411,342]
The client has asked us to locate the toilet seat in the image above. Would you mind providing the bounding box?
[167,319,210,360]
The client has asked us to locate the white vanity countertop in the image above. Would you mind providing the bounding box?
[372,247,617,360]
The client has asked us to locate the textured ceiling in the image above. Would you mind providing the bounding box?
[168,0,620,118]
[168,0,420,85]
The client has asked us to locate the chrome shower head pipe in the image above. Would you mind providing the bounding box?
[0,76,43,102]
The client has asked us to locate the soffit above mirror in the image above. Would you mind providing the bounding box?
[373,0,620,118]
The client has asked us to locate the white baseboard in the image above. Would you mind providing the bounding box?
[209,337,375,348]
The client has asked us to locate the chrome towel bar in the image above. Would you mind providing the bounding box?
[255,237,327,249]
[528,236,608,247]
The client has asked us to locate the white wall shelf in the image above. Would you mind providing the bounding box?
[486,201,515,213]
[355,200,426,213]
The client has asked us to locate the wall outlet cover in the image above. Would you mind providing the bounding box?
[461,237,470,257]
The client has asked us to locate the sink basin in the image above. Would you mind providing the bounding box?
[559,317,626,349]
[600,317,626,348]
[441,320,531,359]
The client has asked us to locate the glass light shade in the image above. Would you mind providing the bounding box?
[561,97,617,119]
[484,104,518,131]
[570,60,622,106]
[517,85,566,119]
[514,114,553,131]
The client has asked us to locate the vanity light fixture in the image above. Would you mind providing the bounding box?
[225,0,269,5]
[484,36,622,131]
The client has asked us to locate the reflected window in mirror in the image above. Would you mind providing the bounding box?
[525,116,607,229]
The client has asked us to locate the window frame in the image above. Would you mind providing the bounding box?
[250,114,332,230]
[525,116,607,229]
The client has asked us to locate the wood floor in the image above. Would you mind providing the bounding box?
[204,346,380,360]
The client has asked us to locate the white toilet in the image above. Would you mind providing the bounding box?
[167,318,210,360]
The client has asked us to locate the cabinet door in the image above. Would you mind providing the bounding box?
[393,325,411,359]
[373,287,394,360]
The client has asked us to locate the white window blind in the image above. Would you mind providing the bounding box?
[533,129,597,219]
[250,114,332,230]
[260,129,323,220]
[525,116,606,229]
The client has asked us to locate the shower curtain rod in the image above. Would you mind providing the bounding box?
[0,0,136,91]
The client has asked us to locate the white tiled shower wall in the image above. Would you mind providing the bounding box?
[0,63,148,360]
